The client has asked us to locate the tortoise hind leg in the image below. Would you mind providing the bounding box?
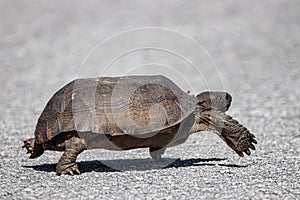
[56,137,86,175]
[149,147,166,161]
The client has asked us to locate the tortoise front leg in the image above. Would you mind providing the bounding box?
[149,147,166,161]
[56,137,86,175]
[190,109,257,157]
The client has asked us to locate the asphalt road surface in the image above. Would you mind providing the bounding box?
[0,1,299,199]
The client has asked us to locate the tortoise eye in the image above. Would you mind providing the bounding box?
[197,100,210,107]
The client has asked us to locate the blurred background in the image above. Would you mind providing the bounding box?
[1,0,299,121]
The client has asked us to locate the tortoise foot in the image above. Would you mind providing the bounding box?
[199,109,257,157]
[149,147,166,161]
[234,134,257,157]
[56,137,86,175]
[221,125,257,157]
[56,163,81,175]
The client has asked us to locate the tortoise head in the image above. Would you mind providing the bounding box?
[22,138,44,159]
[196,91,232,112]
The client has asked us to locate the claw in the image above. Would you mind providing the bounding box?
[61,168,74,176]
[57,164,81,176]
[69,170,74,176]
[74,168,81,175]
[245,149,251,156]
[237,151,244,157]
[249,144,256,150]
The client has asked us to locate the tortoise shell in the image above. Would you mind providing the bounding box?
[34,75,197,145]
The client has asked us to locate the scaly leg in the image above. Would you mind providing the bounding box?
[191,109,257,157]
[56,137,86,175]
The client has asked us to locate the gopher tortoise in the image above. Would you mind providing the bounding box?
[23,75,256,175]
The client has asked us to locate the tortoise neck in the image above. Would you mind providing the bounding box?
[189,107,202,134]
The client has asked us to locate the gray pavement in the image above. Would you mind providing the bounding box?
[0,0,299,199]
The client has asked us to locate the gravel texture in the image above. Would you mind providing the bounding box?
[0,1,299,199]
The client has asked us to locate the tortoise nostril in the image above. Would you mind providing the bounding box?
[228,94,232,100]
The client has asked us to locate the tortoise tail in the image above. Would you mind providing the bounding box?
[23,138,44,159]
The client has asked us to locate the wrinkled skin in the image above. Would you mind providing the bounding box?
[190,91,256,157]
[23,91,257,175]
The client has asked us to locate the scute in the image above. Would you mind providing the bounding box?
[34,75,197,144]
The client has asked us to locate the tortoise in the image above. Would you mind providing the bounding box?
[23,75,257,175]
